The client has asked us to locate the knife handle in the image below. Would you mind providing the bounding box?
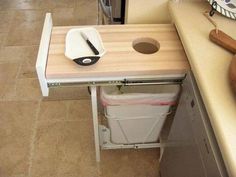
[86,39,99,55]
[209,29,236,54]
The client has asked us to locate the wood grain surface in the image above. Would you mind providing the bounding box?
[209,29,236,93]
[209,29,236,54]
[229,55,236,92]
[46,24,190,79]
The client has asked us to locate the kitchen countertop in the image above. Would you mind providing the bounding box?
[169,1,236,176]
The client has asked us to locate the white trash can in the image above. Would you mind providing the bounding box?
[100,85,180,144]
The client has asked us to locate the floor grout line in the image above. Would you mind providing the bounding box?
[27,99,42,177]
[3,44,40,47]
[36,118,96,123]
[15,60,23,79]
[66,101,70,120]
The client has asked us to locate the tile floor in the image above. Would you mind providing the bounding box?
[0,0,160,177]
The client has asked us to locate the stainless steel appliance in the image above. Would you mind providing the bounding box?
[99,0,126,24]
[160,73,228,177]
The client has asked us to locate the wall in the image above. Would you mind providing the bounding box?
[125,0,206,24]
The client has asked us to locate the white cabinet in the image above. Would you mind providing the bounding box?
[125,0,171,24]
[160,72,228,177]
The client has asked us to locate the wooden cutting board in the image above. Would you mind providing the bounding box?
[209,29,236,92]
[210,29,236,54]
[230,55,236,91]
[46,24,190,79]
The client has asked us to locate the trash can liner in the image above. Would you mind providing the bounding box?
[100,85,180,106]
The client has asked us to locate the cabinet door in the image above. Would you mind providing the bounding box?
[160,81,206,177]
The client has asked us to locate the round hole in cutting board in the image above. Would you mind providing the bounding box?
[132,38,160,54]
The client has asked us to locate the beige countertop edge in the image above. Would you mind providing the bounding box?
[169,1,236,177]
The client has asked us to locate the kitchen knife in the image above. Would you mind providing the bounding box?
[81,32,100,55]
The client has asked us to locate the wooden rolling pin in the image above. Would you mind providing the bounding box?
[209,29,236,92]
